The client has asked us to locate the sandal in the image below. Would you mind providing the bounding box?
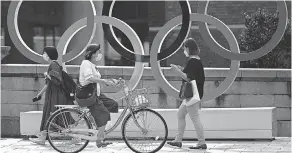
[30,131,46,145]
[29,138,45,145]
[35,131,46,138]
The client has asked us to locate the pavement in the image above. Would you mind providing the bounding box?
[0,137,291,153]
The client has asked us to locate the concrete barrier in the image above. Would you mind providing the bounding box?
[3,66,290,137]
[20,107,276,140]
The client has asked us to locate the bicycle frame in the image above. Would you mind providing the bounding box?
[53,84,148,141]
[105,96,147,134]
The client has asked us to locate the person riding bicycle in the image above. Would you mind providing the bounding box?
[77,44,119,148]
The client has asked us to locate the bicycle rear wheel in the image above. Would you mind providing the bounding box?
[122,108,168,153]
[46,108,92,153]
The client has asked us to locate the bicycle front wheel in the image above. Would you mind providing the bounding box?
[46,108,92,153]
[122,108,168,153]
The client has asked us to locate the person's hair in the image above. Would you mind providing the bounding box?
[85,44,101,60]
[43,46,58,60]
[184,38,200,55]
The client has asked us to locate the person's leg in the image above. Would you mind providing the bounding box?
[87,99,112,147]
[95,125,112,147]
[99,93,119,113]
[186,102,207,149]
[95,125,107,146]
[29,101,51,145]
[167,101,188,147]
[97,93,119,144]
[175,102,188,142]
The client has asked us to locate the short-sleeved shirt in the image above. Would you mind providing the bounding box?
[79,60,101,96]
[182,57,205,99]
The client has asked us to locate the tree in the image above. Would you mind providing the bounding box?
[239,8,291,68]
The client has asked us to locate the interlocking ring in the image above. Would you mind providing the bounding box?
[150,13,240,101]
[102,0,191,62]
[197,0,288,61]
[7,0,96,63]
[56,16,145,100]
[7,1,288,102]
[7,1,145,100]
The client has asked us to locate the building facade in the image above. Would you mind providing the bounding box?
[1,1,291,67]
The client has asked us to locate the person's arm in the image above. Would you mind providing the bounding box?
[81,61,115,86]
[83,68,114,86]
[89,77,115,86]
[170,64,189,81]
[37,84,48,97]
[88,77,108,85]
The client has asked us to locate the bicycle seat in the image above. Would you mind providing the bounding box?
[55,105,79,109]
[54,105,89,111]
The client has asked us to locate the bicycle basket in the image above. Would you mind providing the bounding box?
[129,88,151,108]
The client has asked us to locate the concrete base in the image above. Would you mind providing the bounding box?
[278,121,292,137]
[20,111,42,136]
[1,117,20,137]
[20,107,276,139]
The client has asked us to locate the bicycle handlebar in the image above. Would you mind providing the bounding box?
[114,78,130,96]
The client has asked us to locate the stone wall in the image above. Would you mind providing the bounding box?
[1,65,291,137]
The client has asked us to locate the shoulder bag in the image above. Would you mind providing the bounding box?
[75,83,98,107]
[179,79,193,99]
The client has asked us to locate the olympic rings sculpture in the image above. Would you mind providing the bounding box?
[7,0,288,102]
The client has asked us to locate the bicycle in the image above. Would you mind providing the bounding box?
[44,79,168,153]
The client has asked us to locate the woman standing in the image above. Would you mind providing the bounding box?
[77,44,119,148]
[167,38,207,149]
[29,46,74,145]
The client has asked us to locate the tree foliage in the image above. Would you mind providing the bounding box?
[239,8,291,68]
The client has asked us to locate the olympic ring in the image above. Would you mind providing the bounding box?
[7,1,145,100]
[57,16,145,99]
[150,13,240,101]
[197,0,288,61]
[7,1,288,103]
[7,0,96,63]
[102,0,191,62]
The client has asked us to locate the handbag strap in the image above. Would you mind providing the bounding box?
[51,61,67,91]
[52,61,63,71]
[184,77,191,83]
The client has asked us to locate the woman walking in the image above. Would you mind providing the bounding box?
[29,46,74,145]
[167,38,207,149]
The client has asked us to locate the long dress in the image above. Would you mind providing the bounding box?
[40,61,74,131]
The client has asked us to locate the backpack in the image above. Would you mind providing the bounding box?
[53,61,77,101]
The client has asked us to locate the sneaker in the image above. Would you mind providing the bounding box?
[189,144,207,149]
[167,141,182,148]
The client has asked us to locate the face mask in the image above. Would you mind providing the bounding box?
[95,53,102,61]
[184,50,189,57]
[42,54,49,61]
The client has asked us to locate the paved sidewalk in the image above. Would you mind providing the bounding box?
[0,137,291,153]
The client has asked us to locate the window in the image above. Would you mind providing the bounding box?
[33,26,60,54]
[104,39,150,66]
[104,37,122,66]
